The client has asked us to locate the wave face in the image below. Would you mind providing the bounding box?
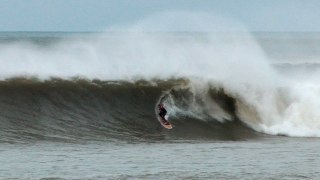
[0,78,260,143]
[1,13,320,140]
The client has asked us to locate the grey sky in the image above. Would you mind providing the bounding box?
[0,0,319,32]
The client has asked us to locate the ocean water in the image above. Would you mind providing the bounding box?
[1,31,320,179]
[2,138,320,179]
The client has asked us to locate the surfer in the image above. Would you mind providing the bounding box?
[157,103,172,128]
[158,103,167,119]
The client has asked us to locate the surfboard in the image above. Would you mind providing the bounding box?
[158,116,173,129]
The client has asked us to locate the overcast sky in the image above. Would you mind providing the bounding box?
[0,0,319,32]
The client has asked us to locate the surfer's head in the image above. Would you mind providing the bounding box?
[158,103,163,108]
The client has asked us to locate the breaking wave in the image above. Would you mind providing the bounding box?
[1,12,320,142]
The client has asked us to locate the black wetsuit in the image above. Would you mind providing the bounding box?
[159,107,167,118]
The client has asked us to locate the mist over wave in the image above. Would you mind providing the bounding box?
[1,12,320,139]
